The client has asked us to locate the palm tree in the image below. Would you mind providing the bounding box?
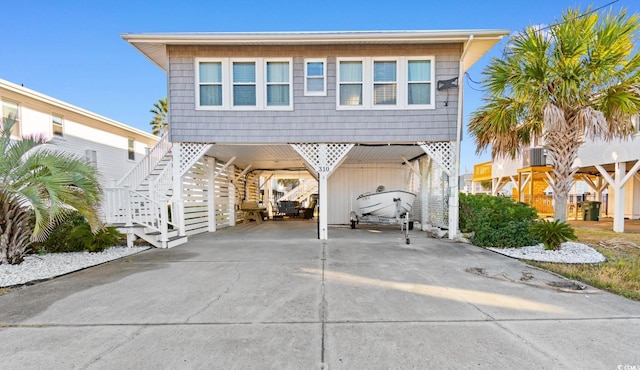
[469,7,640,222]
[150,97,168,136]
[0,117,102,264]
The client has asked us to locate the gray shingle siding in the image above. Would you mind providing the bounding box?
[168,44,461,144]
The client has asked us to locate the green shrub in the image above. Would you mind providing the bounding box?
[33,212,123,253]
[529,219,577,250]
[459,193,540,248]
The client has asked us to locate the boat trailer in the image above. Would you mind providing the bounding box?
[349,197,414,244]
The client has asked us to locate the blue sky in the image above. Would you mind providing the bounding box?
[1,0,638,172]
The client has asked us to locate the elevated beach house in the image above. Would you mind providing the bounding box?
[111,30,508,247]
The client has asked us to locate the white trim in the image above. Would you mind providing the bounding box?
[195,58,225,109]
[304,58,327,96]
[195,58,293,111]
[336,56,435,110]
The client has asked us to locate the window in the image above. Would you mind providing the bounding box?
[233,61,256,106]
[128,138,135,161]
[305,59,326,96]
[266,61,290,106]
[1,100,20,137]
[196,58,292,110]
[198,62,223,106]
[52,114,64,137]
[337,57,435,109]
[374,61,397,105]
[407,59,432,105]
[339,61,363,106]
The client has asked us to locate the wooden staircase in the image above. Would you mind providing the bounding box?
[104,135,188,248]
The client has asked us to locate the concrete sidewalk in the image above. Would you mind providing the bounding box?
[0,221,638,369]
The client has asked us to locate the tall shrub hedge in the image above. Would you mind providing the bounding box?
[459,193,539,248]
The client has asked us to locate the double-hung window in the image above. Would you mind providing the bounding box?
[127,138,135,161]
[407,59,432,105]
[233,61,257,106]
[199,61,223,106]
[52,114,64,137]
[196,58,292,110]
[1,100,20,137]
[337,57,434,109]
[266,61,290,106]
[305,59,326,96]
[373,61,397,105]
[338,61,363,106]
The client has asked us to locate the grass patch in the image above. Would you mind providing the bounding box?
[0,287,13,297]
[527,228,640,300]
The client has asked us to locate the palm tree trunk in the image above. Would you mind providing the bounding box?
[544,125,582,222]
[0,196,33,265]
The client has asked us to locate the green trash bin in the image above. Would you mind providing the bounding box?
[581,201,601,221]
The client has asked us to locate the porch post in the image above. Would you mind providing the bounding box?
[207,156,217,232]
[228,164,236,227]
[613,162,626,232]
[172,143,186,236]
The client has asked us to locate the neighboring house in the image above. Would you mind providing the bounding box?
[475,115,640,232]
[0,78,158,216]
[111,30,508,247]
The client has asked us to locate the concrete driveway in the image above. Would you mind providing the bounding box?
[0,221,638,369]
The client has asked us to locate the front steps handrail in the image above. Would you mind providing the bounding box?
[104,187,173,243]
[117,133,171,188]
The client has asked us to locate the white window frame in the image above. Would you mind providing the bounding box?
[304,58,327,96]
[52,113,64,137]
[195,58,293,111]
[373,58,400,107]
[406,57,435,109]
[195,58,226,109]
[127,137,135,161]
[336,56,435,110]
[337,57,366,107]
[263,58,293,110]
[1,99,21,137]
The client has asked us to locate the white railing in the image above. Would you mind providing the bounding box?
[117,133,172,189]
[104,187,174,243]
[150,159,173,199]
[278,180,318,202]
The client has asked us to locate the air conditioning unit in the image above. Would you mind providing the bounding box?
[523,147,546,167]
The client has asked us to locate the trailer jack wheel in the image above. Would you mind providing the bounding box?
[350,220,356,229]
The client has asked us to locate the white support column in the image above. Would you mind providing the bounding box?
[228,165,236,227]
[292,143,354,240]
[206,157,217,232]
[449,141,460,239]
[172,143,186,236]
[613,162,626,232]
[420,158,429,230]
[596,160,640,233]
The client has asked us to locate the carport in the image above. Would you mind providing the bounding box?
[170,140,457,241]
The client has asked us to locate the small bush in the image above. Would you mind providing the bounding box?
[459,193,539,248]
[33,212,123,253]
[529,219,577,250]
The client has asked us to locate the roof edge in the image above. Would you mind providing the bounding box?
[0,79,158,141]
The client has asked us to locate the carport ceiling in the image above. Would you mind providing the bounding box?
[204,144,428,170]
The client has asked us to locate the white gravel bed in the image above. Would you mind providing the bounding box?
[488,241,606,263]
[1,246,150,288]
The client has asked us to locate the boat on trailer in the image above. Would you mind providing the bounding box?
[349,186,416,244]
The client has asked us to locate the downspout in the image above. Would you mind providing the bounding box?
[450,35,474,239]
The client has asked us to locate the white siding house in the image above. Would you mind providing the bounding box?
[107,30,508,247]
[0,78,158,213]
